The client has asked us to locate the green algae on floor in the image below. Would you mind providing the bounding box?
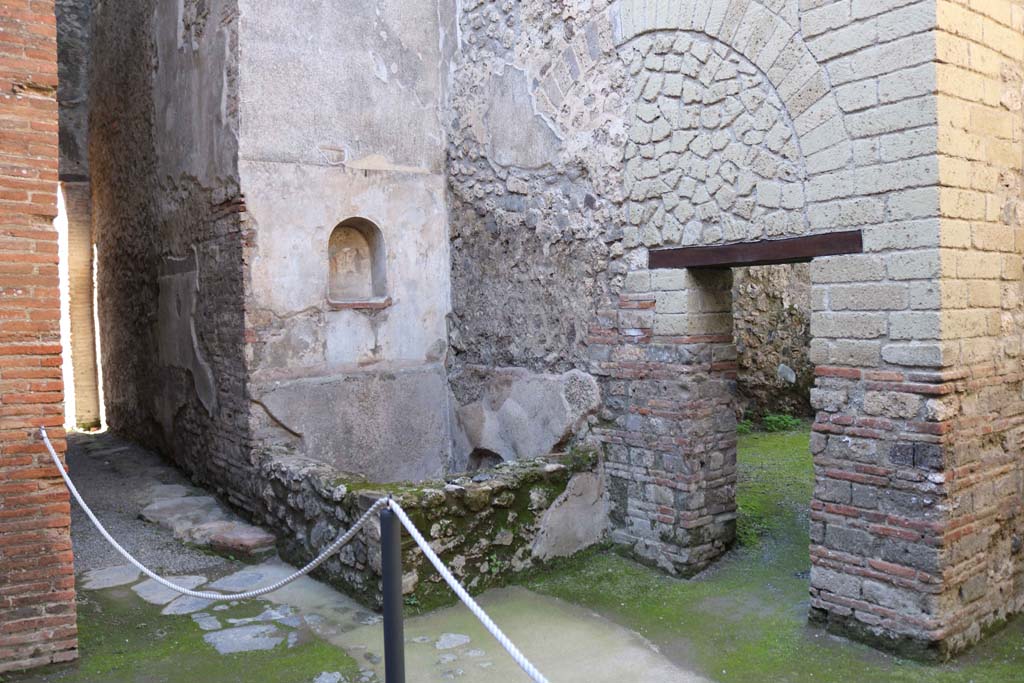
[522,426,1024,683]
[7,587,361,683]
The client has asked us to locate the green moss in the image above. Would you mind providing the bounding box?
[560,445,601,472]
[519,427,1024,683]
[9,590,360,683]
[735,426,814,549]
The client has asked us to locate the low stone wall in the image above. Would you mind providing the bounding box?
[257,452,607,610]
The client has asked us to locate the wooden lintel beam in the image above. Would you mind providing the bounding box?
[648,230,864,270]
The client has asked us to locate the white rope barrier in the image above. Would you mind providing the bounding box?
[43,427,550,682]
[388,501,550,683]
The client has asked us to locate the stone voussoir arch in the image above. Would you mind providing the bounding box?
[533,0,853,194]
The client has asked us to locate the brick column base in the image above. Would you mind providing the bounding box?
[809,363,1024,659]
[591,268,738,575]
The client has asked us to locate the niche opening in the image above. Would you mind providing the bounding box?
[327,217,390,310]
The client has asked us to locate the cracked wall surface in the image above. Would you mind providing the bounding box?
[238,0,457,481]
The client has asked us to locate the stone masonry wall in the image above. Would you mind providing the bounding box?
[733,263,813,417]
[259,453,606,609]
[447,0,941,585]
[446,0,1024,657]
[805,0,1024,660]
[0,0,77,672]
[592,267,739,575]
[931,0,1024,655]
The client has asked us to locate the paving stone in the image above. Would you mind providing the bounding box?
[203,624,285,655]
[140,496,231,538]
[162,594,215,615]
[132,576,206,605]
[435,633,471,650]
[313,673,345,683]
[208,523,276,560]
[191,613,222,631]
[142,483,198,504]
[80,565,141,590]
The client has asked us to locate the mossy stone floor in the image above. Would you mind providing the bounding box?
[4,587,362,683]
[521,425,1024,682]
[6,426,1024,682]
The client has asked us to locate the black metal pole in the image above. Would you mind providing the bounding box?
[381,505,406,683]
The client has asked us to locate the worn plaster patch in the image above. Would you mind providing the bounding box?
[532,472,609,561]
[483,65,562,169]
[157,249,217,414]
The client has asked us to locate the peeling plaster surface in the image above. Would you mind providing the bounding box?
[483,66,562,169]
[157,251,217,415]
[237,0,456,479]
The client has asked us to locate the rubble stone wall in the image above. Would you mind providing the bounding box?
[259,453,607,609]
[733,264,813,418]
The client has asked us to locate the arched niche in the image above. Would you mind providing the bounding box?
[327,217,389,309]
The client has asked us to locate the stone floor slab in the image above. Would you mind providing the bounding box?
[80,564,141,590]
[203,624,285,655]
[162,594,215,615]
[132,576,206,605]
[191,613,222,631]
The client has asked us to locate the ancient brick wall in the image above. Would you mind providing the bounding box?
[90,0,254,512]
[0,0,77,673]
[591,268,739,574]
[806,0,1024,663]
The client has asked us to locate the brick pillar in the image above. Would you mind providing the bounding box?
[807,0,1024,660]
[61,180,99,428]
[592,267,738,575]
[0,0,78,674]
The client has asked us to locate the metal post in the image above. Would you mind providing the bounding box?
[381,505,406,683]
